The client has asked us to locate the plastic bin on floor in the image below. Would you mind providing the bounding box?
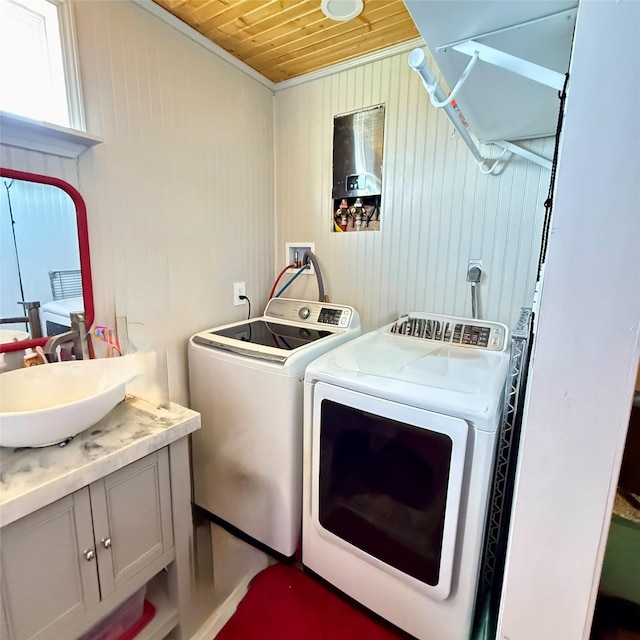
[78,586,153,640]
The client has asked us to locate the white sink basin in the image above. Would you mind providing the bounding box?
[0,329,31,373]
[0,357,140,448]
[0,329,30,343]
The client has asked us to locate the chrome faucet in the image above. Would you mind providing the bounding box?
[0,301,43,338]
[44,312,90,362]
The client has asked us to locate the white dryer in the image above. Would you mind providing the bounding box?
[40,297,83,335]
[302,312,510,640]
[189,298,360,558]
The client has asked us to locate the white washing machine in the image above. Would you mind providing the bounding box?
[188,297,360,558]
[302,312,510,640]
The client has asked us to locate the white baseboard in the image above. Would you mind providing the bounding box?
[189,572,253,640]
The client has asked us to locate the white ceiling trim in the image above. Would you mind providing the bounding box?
[273,37,425,92]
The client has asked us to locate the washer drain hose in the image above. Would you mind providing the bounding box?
[302,250,325,302]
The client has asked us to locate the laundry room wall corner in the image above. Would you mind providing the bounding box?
[71,0,275,406]
[274,50,552,331]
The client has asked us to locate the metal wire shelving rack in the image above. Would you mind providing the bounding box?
[474,307,533,637]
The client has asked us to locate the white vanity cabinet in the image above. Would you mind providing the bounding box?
[0,398,212,640]
[1,490,99,640]
[1,449,174,640]
[90,450,174,596]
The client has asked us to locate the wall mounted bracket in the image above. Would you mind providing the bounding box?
[409,48,504,175]
[493,141,552,171]
[447,40,565,91]
[407,6,576,173]
[437,8,577,91]
[409,46,553,173]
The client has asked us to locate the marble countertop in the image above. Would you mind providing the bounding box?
[0,396,200,528]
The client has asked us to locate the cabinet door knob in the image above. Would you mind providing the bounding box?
[101,537,112,549]
[83,548,95,561]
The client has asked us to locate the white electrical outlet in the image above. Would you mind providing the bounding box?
[285,242,315,275]
[233,282,246,305]
[468,259,483,270]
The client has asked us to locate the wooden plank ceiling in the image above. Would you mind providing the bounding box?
[152,0,421,83]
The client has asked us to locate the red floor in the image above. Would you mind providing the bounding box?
[216,563,411,640]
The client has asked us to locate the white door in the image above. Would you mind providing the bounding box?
[310,381,469,600]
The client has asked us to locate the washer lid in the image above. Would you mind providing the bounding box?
[195,319,333,356]
[191,298,361,364]
[192,317,349,364]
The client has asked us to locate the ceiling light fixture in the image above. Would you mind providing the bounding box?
[320,0,364,22]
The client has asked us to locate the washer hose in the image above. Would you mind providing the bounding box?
[302,250,325,302]
[467,266,481,319]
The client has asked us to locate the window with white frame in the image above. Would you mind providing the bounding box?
[0,0,84,129]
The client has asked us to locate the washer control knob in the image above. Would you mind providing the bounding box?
[299,307,311,320]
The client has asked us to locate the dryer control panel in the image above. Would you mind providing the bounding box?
[390,312,509,352]
[265,298,358,329]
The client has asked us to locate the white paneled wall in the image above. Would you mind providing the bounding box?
[1,1,553,404]
[2,2,274,404]
[274,50,553,331]
[51,0,272,404]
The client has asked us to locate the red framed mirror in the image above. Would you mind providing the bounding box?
[0,167,94,355]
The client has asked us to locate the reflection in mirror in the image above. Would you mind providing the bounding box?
[0,168,94,370]
[1,179,80,330]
